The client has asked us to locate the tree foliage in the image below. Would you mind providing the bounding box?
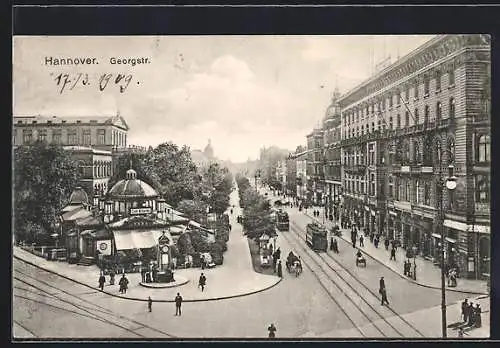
[13,142,81,243]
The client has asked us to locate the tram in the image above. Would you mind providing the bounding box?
[306,222,328,252]
[275,210,290,231]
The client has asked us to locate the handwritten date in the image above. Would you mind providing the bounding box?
[53,73,136,94]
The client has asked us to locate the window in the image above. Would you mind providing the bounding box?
[397,91,401,106]
[361,181,365,194]
[447,137,455,164]
[424,75,430,95]
[396,178,401,200]
[38,129,47,142]
[369,144,375,165]
[405,86,410,101]
[22,129,33,143]
[448,68,455,86]
[436,101,442,122]
[404,142,410,164]
[478,135,490,162]
[415,108,419,125]
[433,139,442,164]
[396,114,401,129]
[67,129,77,145]
[414,141,421,164]
[389,117,393,129]
[414,80,419,99]
[424,105,430,124]
[83,129,91,145]
[53,130,62,144]
[475,175,490,203]
[389,93,393,107]
[449,97,455,119]
[361,125,364,135]
[435,70,441,91]
[97,129,106,145]
[388,176,394,198]
[405,112,410,128]
[424,182,431,206]
[415,180,420,204]
[371,122,375,133]
[370,174,375,196]
[405,180,411,202]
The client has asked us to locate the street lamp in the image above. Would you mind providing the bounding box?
[437,152,457,338]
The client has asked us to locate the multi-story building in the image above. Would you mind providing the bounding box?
[339,34,490,279]
[322,89,343,221]
[286,154,298,197]
[295,151,308,202]
[306,127,324,205]
[13,115,130,196]
[276,159,287,194]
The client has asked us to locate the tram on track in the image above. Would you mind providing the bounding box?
[306,222,328,252]
[275,210,290,231]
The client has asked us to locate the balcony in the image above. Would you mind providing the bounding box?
[344,165,367,174]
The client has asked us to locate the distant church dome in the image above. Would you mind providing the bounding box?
[203,139,214,159]
[108,168,158,199]
[323,88,342,122]
[69,187,89,205]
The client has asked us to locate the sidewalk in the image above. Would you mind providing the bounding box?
[305,206,488,295]
[13,188,280,302]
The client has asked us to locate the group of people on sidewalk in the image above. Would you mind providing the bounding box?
[98,272,128,294]
[272,247,283,278]
[461,298,482,328]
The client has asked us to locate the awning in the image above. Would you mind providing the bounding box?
[445,237,457,243]
[431,233,442,239]
[189,220,201,228]
[112,229,173,250]
[389,211,397,217]
[443,219,468,232]
[80,229,95,237]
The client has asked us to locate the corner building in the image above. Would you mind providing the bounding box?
[339,35,490,280]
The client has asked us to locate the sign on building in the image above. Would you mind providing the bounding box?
[130,207,152,215]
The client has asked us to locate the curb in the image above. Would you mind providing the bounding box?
[14,253,282,303]
[303,212,488,296]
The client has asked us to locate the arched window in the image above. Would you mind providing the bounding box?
[449,97,455,119]
[415,180,420,204]
[433,138,442,164]
[403,142,410,164]
[436,101,442,122]
[423,137,433,165]
[414,141,421,164]
[475,175,490,203]
[424,105,430,125]
[414,108,419,124]
[405,180,411,202]
[435,70,442,91]
[478,135,490,162]
[424,181,431,206]
[447,137,455,164]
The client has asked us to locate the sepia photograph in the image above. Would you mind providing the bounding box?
[12,34,491,340]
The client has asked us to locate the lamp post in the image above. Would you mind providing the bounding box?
[437,150,457,338]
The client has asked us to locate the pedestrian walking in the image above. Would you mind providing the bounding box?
[370,233,374,244]
[351,237,356,249]
[384,238,390,250]
[475,304,482,328]
[390,247,396,261]
[275,247,281,260]
[467,302,475,326]
[198,273,207,292]
[230,208,233,214]
[268,323,277,338]
[277,260,283,278]
[141,267,146,283]
[461,299,468,322]
[109,269,116,285]
[359,235,364,247]
[98,273,106,291]
[148,296,153,312]
[403,260,408,276]
[379,277,389,306]
[330,237,334,251]
[118,274,129,294]
[229,224,232,231]
[175,292,183,316]
[332,239,339,253]
[374,236,380,248]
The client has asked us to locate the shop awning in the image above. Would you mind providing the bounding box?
[112,229,173,250]
[445,237,457,243]
[431,233,441,239]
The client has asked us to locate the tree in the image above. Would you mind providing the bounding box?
[109,152,160,191]
[177,199,208,223]
[177,232,195,255]
[13,142,81,243]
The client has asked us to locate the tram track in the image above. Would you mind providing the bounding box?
[13,258,177,339]
[282,219,424,338]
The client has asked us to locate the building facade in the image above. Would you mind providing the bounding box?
[322,89,343,221]
[295,151,308,201]
[339,34,490,279]
[306,128,324,205]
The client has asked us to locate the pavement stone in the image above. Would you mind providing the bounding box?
[13,187,280,302]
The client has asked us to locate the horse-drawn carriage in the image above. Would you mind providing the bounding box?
[286,251,302,277]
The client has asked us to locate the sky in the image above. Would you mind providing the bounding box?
[13,35,436,162]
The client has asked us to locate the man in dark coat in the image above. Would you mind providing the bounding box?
[379,277,386,292]
[148,296,153,312]
[98,273,106,291]
[118,274,129,294]
[461,299,468,322]
[359,235,364,247]
[390,247,396,261]
[277,260,283,278]
[467,302,476,326]
[268,323,277,338]
[475,304,482,327]
[198,273,207,292]
[384,238,390,250]
[330,237,335,251]
[332,239,339,253]
[379,277,389,305]
[275,247,281,260]
[175,293,183,316]
[141,267,147,283]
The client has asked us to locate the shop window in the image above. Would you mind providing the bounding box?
[478,134,490,162]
